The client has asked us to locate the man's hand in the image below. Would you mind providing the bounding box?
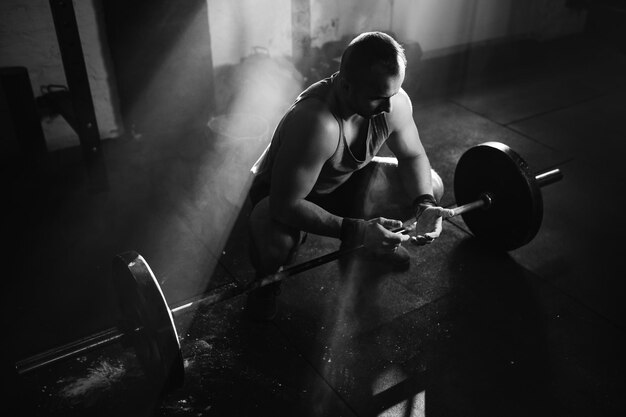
[413,205,454,245]
[341,217,410,251]
[363,217,410,252]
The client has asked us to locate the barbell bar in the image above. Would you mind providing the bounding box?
[14,141,563,391]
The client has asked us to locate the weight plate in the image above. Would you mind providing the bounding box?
[113,252,185,391]
[453,142,542,250]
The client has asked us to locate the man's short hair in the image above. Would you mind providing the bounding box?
[339,32,407,85]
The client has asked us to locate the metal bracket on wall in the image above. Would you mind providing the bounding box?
[48,0,107,190]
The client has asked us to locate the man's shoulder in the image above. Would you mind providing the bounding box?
[277,99,339,161]
[387,88,414,128]
[286,98,339,136]
[392,88,413,113]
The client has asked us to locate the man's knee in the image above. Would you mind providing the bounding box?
[249,197,301,273]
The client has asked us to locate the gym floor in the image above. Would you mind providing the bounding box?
[3,33,626,416]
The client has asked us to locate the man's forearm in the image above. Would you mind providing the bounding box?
[398,153,434,200]
[270,199,344,238]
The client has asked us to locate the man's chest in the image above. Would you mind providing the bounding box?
[342,118,371,160]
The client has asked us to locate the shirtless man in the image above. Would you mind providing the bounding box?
[246,32,448,320]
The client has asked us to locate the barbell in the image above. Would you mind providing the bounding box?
[14,141,563,392]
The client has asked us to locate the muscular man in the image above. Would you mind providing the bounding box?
[246,32,449,320]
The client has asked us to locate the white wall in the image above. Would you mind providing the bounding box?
[0,0,122,150]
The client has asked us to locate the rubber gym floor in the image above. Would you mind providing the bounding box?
[3,33,625,416]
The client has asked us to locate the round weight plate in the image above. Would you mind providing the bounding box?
[453,142,542,250]
[112,252,184,391]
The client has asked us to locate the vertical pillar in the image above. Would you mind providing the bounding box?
[48,0,101,156]
[48,0,107,191]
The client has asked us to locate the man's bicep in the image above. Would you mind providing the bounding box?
[270,149,324,204]
[269,112,337,208]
